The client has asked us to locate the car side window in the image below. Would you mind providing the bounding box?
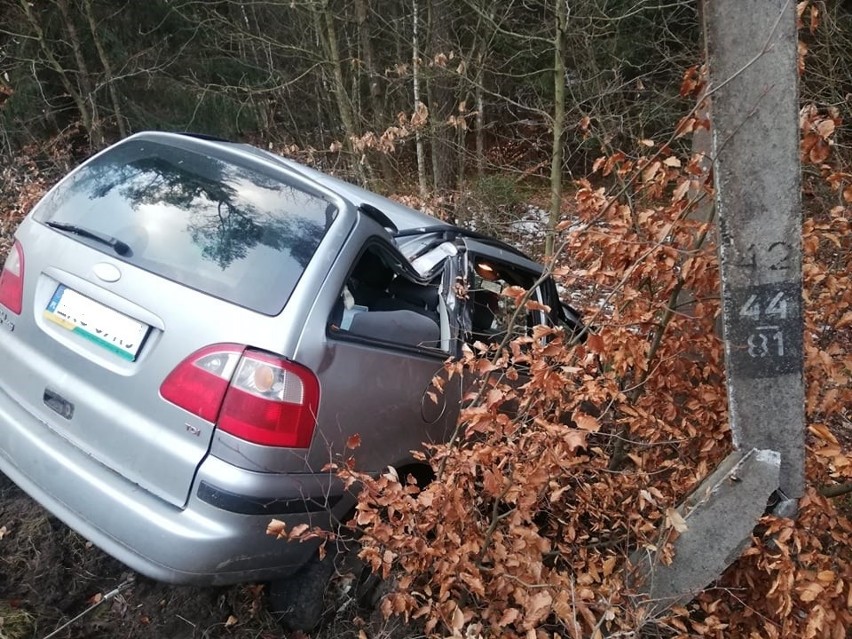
[328,244,448,352]
[466,257,546,345]
[540,278,586,343]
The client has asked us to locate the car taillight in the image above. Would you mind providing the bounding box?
[218,351,320,448]
[160,345,320,449]
[160,344,244,422]
[0,241,25,314]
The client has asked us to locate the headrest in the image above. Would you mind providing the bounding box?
[352,251,394,289]
[470,289,499,331]
[348,309,440,348]
[388,278,439,310]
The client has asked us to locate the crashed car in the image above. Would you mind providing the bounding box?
[0,131,582,618]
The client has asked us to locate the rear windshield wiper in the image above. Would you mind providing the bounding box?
[45,221,132,257]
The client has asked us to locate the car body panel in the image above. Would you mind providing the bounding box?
[0,377,347,583]
[0,131,579,585]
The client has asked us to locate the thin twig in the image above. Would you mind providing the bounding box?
[41,578,134,639]
[819,482,852,498]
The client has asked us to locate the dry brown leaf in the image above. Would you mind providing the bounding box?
[501,285,527,301]
[266,518,286,539]
[816,119,836,139]
[642,160,661,183]
[809,4,820,33]
[666,507,689,533]
[574,412,600,432]
[808,423,838,444]
[586,333,604,354]
[288,523,309,539]
[410,101,429,128]
[451,605,464,631]
[525,591,552,625]
[672,179,690,203]
[497,607,520,628]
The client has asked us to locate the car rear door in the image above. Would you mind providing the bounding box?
[294,220,462,474]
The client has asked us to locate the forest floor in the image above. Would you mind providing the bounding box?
[0,468,403,639]
[0,470,276,639]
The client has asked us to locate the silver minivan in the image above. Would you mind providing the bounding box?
[0,132,581,619]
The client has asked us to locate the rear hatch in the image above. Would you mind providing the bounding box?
[0,134,336,507]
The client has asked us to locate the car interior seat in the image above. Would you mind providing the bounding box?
[372,277,439,320]
[469,289,502,341]
[347,309,441,348]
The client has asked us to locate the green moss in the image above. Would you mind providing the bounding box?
[0,603,35,639]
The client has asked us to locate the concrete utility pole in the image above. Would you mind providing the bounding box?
[634,0,803,611]
[706,0,804,507]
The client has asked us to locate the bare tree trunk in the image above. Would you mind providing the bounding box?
[426,0,457,198]
[469,4,497,180]
[355,0,394,186]
[55,0,104,147]
[455,105,466,206]
[20,0,97,146]
[412,0,429,200]
[475,60,485,179]
[546,0,568,259]
[81,0,127,138]
[314,1,370,185]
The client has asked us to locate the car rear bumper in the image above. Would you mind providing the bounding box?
[0,380,351,585]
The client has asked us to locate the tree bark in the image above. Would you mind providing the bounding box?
[426,0,457,197]
[819,482,852,498]
[412,0,429,200]
[81,0,127,138]
[355,0,393,185]
[20,0,98,146]
[55,0,103,147]
[546,0,568,259]
[314,0,370,185]
[475,58,485,179]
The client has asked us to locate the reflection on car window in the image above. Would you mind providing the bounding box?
[36,140,335,315]
[329,246,445,351]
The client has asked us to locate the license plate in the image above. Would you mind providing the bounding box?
[45,285,150,361]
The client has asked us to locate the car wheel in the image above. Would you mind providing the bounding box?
[267,550,336,631]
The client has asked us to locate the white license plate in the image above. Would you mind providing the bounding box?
[44,285,150,361]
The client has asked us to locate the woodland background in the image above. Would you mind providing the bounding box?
[0,1,850,638]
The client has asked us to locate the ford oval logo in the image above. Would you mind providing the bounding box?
[92,263,121,283]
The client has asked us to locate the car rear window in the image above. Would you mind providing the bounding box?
[35,139,336,315]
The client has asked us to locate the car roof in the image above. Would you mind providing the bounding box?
[234,143,451,233]
[242,142,539,265]
[274,157,451,233]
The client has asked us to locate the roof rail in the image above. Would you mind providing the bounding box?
[175,132,233,143]
[394,224,530,259]
[358,203,399,234]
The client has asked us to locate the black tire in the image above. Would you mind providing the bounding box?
[267,551,337,631]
